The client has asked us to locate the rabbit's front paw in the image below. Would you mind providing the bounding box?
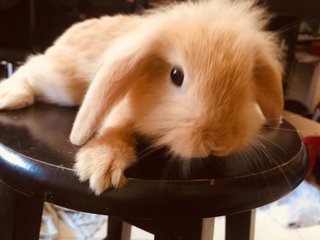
[0,79,34,110]
[74,141,135,195]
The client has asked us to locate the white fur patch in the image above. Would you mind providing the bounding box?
[26,55,76,106]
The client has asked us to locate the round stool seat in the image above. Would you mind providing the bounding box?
[0,103,308,219]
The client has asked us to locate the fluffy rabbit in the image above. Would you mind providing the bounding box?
[0,0,283,194]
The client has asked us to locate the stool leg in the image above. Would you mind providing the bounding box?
[154,218,214,240]
[225,210,256,240]
[106,216,131,240]
[0,182,43,240]
[202,218,215,240]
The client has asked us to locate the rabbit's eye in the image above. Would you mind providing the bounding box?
[170,67,184,87]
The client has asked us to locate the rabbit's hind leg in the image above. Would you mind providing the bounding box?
[0,50,89,110]
[0,63,35,110]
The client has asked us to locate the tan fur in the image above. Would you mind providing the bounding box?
[0,0,284,193]
[75,123,136,194]
[45,48,89,103]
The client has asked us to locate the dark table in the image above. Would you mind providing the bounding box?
[0,103,308,240]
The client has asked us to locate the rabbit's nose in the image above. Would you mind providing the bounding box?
[211,144,227,155]
[212,146,226,151]
[210,142,226,151]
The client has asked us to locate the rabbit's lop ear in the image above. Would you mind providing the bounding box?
[70,30,158,145]
[253,45,284,127]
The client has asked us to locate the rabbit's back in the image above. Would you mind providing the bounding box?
[48,15,143,66]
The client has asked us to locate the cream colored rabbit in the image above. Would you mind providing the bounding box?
[0,0,283,194]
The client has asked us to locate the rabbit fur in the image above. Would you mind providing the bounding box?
[0,0,284,194]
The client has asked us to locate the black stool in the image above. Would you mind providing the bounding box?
[0,103,308,240]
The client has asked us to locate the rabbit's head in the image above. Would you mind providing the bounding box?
[70,0,284,159]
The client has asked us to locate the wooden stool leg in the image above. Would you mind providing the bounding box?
[225,210,256,240]
[106,216,131,240]
[0,182,43,240]
[202,218,215,240]
[154,218,214,240]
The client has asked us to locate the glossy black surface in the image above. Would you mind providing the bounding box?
[0,103,308,218]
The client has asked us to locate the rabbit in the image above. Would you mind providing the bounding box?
[0,0,284,194]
